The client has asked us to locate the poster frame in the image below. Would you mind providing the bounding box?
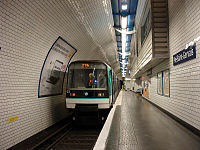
[157,72,163,96]
[38,36,77,98]
[163,69,170,97]
[157,69,170,97]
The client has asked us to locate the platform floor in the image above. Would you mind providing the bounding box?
[105,91,200,150]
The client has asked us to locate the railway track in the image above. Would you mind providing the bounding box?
[50,127,101,150]
[31,114,104,150]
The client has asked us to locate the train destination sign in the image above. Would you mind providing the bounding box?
[82,63,90,68]
[38,36,77,97]
[173,44,196,66]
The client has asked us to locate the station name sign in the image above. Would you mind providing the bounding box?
[173,44,196,66]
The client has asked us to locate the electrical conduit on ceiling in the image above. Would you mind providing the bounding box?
[111,0,138,77]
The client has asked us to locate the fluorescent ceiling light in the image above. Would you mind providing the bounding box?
[120,62,128,65]
[115,28,136,34]
[118,52,130,58]
[125,78,131,81]
[121,16,127,59]
[122,4,128,10]
[121,17,128,29]
[121,33,126,59]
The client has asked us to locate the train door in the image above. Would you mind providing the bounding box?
[107,67,112,106]
[111,71,115,104]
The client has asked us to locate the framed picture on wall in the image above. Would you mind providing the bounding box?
[157,70,170,97]
[163,70,170,97]
[157,72,163,95]
[38,36,77,98]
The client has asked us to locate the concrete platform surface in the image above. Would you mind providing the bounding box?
[93,91,123,150]
[96,91,200,150]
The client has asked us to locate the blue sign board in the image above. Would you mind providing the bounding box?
[173,44,196,66]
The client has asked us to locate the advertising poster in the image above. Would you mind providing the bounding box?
[143,80,149,98]
[38,36,77,97]
[157,72,163,95]
[163,70,170,97]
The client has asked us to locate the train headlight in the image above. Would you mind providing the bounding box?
[85,92,88,96]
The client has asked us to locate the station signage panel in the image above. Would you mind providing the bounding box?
[173,44,196,66]
[38,36,77,97]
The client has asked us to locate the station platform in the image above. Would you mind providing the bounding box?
[94,91,200,150]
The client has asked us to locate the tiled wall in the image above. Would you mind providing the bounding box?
[0,1,72,147]
[0,0,113,149]
[149,0,200,130]
[131,0,152,76]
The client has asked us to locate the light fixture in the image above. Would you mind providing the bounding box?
[122,4,128,10]
[121,16,128,59]
[98,93,102,97]
[118,52,130,56]
[122,59,126,64]
[121,17,128,29]
[111,0,138,78]
[121,35,126,59]
[120,62,128,65]
[125,78,131,81]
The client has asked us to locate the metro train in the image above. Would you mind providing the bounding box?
[66,60,121,111]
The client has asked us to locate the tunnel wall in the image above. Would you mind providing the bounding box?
[0,0,112,148]
[149,0,200,130]
[0,1,80,149]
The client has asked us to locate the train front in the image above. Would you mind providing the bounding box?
[66,61,111,109]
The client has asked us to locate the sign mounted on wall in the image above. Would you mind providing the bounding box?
[173,44,196,66]
[157,72,163,95]
[38,36,77,98]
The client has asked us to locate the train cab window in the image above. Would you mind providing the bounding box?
[67,62,108,90]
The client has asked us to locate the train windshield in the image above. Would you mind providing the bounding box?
[67,62,108,90]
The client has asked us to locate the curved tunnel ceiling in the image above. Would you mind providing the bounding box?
[1,0,138,79]
[53,0,121,78]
